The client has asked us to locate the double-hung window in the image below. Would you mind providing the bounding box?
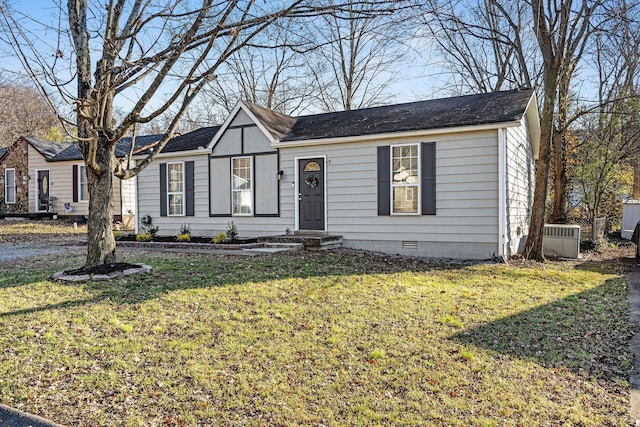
[232,157,252,215]
[4,168,16,204]
[78,164,89,201]
[391,144,420,214]
[167,162,184,216]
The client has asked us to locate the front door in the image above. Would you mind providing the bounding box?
[37,170,50,212]
[298,158,325,230]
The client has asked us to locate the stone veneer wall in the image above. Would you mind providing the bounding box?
[0,139,30,214]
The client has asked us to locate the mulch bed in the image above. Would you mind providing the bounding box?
[63,262,142,276]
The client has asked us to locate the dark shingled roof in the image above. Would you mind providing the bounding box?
[280,88,534,142]
[159,126,220,153]
[24,137,72,159]
[50,134,164,161]
[243,103,296,140]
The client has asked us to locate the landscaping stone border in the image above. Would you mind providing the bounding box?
[51,264,152,282]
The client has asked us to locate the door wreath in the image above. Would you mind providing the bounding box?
[305,176,319,188]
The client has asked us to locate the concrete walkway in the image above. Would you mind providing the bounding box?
[0,403,64,427]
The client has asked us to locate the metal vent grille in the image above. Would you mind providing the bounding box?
[544,225,577,238]
[402,241,418,249]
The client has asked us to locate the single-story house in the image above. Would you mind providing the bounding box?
[0,135,161,227]
[136,88,540,260]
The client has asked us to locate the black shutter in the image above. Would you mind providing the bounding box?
[377,146,390,216]
[421,142,436,215]
[160,163,167,217]
[72,165,78,203]
[185,161,194,216]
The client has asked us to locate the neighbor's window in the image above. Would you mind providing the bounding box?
[391,144,419,214]
[78,164,89,201]
[5,168,16,204]
[167,162,184,216]
[232,157,252,215]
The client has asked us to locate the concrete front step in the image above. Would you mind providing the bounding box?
[257,233,343,251]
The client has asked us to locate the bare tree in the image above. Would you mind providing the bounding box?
[0,0,406,268]
[422,0,541,94]
[0,77,60,146]
[199,22,318,120]
[307,1,413,111]
[523,0,603,260]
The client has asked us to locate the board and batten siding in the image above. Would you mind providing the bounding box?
[279,129,500,259]
[505,116,535,257]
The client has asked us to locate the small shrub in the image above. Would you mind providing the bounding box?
[136,233,152,242]
[176,233,191,242]
[180,223,191,236]
[212,232,227,244]
[225,221,238,242]
[147,225,159,236]
[113,231,124,240]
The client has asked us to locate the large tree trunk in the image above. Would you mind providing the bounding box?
[550,128,569,223]
[524,71,558,261]
[549,70,571,224]
[85,139,116,267]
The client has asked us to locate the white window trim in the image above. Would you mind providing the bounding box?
[231,156,253,216]
[5,168,16,204]
[167,161,185,216]
[78,164,89,202]
[390,143,421,215]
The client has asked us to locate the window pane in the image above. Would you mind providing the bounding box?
[5,170,15,203]
[393,187,418,213]
[233,189,252,214]
[392,145,418,183]
[232,157,252,215]
[168,163,183,192]
[233,158,251,190]
[79,165,88,201]
[169,194,183,215]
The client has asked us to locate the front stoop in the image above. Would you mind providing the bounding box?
[258,232,343,251]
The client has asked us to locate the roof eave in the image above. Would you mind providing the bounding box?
[524,92,541,160]
[273,120,523,148]
[133,148,210,160]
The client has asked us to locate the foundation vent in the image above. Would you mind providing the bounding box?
[402,241,419,249]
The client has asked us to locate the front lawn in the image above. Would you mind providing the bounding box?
[0,248,631,426]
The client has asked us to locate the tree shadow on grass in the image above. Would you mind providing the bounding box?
[449,277,631,386]
[0,248,470,316]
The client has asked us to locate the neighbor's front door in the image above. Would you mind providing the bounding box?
[298,158,325,231]
[37,170,50,212]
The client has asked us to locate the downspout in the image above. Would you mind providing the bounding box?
[497,128,507,262]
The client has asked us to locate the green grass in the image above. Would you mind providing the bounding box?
[0,219,87,236]
[0,248,631,426]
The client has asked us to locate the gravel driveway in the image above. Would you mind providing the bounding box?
[0,242,84,263]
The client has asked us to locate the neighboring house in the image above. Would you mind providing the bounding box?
[136,88,540,259]
[0,135,161,227]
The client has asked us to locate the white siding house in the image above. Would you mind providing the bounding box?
[0,135,158,227]
[135,88,540,259]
